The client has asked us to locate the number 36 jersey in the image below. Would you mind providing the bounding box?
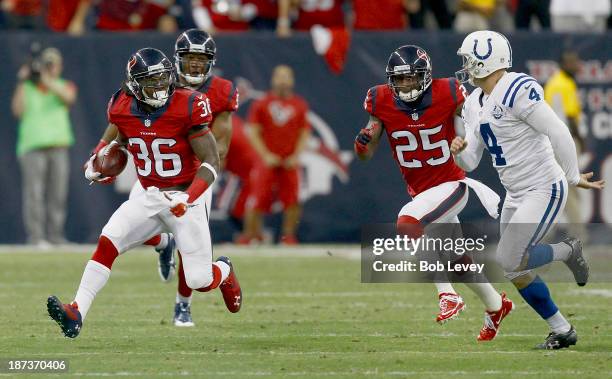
[461,72,564,194]
[107,88,213,189]
[364,78,466,196]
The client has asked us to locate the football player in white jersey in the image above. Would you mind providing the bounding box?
[451,30,604,349]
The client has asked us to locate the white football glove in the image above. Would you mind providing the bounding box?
[84,154,115,184]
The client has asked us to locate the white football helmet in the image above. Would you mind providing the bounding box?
[455,30,512,85]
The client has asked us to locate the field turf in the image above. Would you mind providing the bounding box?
[0,245,610,378]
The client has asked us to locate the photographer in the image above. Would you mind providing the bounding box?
[11,47,77,247]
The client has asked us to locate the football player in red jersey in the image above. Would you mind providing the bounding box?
[355,45,513,341]
[171,28,246,326]
[46,48,242,338]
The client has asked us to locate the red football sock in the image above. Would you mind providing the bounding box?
[195,264,222,293]
[91,236,119,269]
[177,253,193,298]
[144,235,161,247]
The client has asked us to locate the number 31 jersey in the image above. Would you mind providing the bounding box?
[364,78,466,196]
[461,72,564,194]
[107,88,213,189]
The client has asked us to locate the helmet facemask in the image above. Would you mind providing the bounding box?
[455,54,481,86]
[129,69,175,108]
[175,51,215,86]
[387,69,431,103]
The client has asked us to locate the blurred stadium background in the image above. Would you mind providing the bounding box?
[0,0,611,244]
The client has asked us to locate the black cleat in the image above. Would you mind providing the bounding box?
[536,326,577,350]
[562,237,589,286]
[156,234,176,282]
[47,296,82,338]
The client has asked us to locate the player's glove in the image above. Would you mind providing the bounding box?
[83,154,115,184]
[354,127,375,155]
[163,191,190,217]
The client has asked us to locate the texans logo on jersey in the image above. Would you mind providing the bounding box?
[268,101,295,126]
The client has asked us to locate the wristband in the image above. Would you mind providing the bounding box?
[186,177,210,203]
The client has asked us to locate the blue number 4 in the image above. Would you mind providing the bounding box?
[529,88,541,101]
[480,123,507,166]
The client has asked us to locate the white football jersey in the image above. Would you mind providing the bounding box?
[462,72,564,195]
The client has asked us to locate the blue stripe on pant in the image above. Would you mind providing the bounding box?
[525,180,565,270]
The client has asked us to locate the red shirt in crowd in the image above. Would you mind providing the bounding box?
[248,92,310,158]
[196,0,249,31]
[47,0,86,31]
[353,0,406,30]
[293,0,344,30]
[245,0,278,19]
[96,0,169,31]
[5,0,42,16]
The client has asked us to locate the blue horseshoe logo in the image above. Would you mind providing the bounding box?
[473,38,493,60]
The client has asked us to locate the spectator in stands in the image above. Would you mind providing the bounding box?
[46,0,91,35]
[190,0,249,33]
[277,0,345,37]
[239,65,311,245]
[351,0,419,30]
[544,49,587,241]
[550,0,610,32]
[454,0,495,32]
[408,0,451,29]
[83,0,177,32]
[514,0,550,29]
[2,0,44,29]
[11,47,77,247]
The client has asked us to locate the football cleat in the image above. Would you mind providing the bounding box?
[562,237,589,286]
[156,234,176,282]
[536,326,578,350]
[47,296,82,338]
[436,292,465,323]
[217,256,242,313]
[280,234,299,245]
[173,302,194,327]
[477,292,514,341]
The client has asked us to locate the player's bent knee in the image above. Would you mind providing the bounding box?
[91,236,119,269]
[397,215,424,238]
[495,248,523,273]
[185,270,214,290]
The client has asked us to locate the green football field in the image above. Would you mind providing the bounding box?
[0,245,610,378]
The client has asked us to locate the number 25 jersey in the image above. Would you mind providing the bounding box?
[364,78,466,196]
[107,88,213,189]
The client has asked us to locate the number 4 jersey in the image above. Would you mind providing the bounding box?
[461,72,564,195]
[107,88,213,189]
[364,78,466,196]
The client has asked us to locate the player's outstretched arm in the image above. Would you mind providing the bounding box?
[211,111,233,164]
[451,124,484,172]
[354,116,384,161]
[525,102,604,189]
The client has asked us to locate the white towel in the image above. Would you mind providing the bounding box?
[461,178,500,219]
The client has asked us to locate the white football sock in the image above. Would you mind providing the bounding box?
[74,260,111,320]
[214,261,231,283]
[155,233,169,251]
[546,311,571,334]
[465,282,502,312]
[176,293,192,305]
[434,282,456,295]
[551,242,572,261]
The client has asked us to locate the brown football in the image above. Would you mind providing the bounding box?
[93,143,128,177]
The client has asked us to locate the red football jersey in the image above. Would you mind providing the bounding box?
[364,78,467,196]
[193,75,239,128]
[353,0,406,30]
[294,0,345,30]
[247,92,310,158]
[108,88,213,189]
